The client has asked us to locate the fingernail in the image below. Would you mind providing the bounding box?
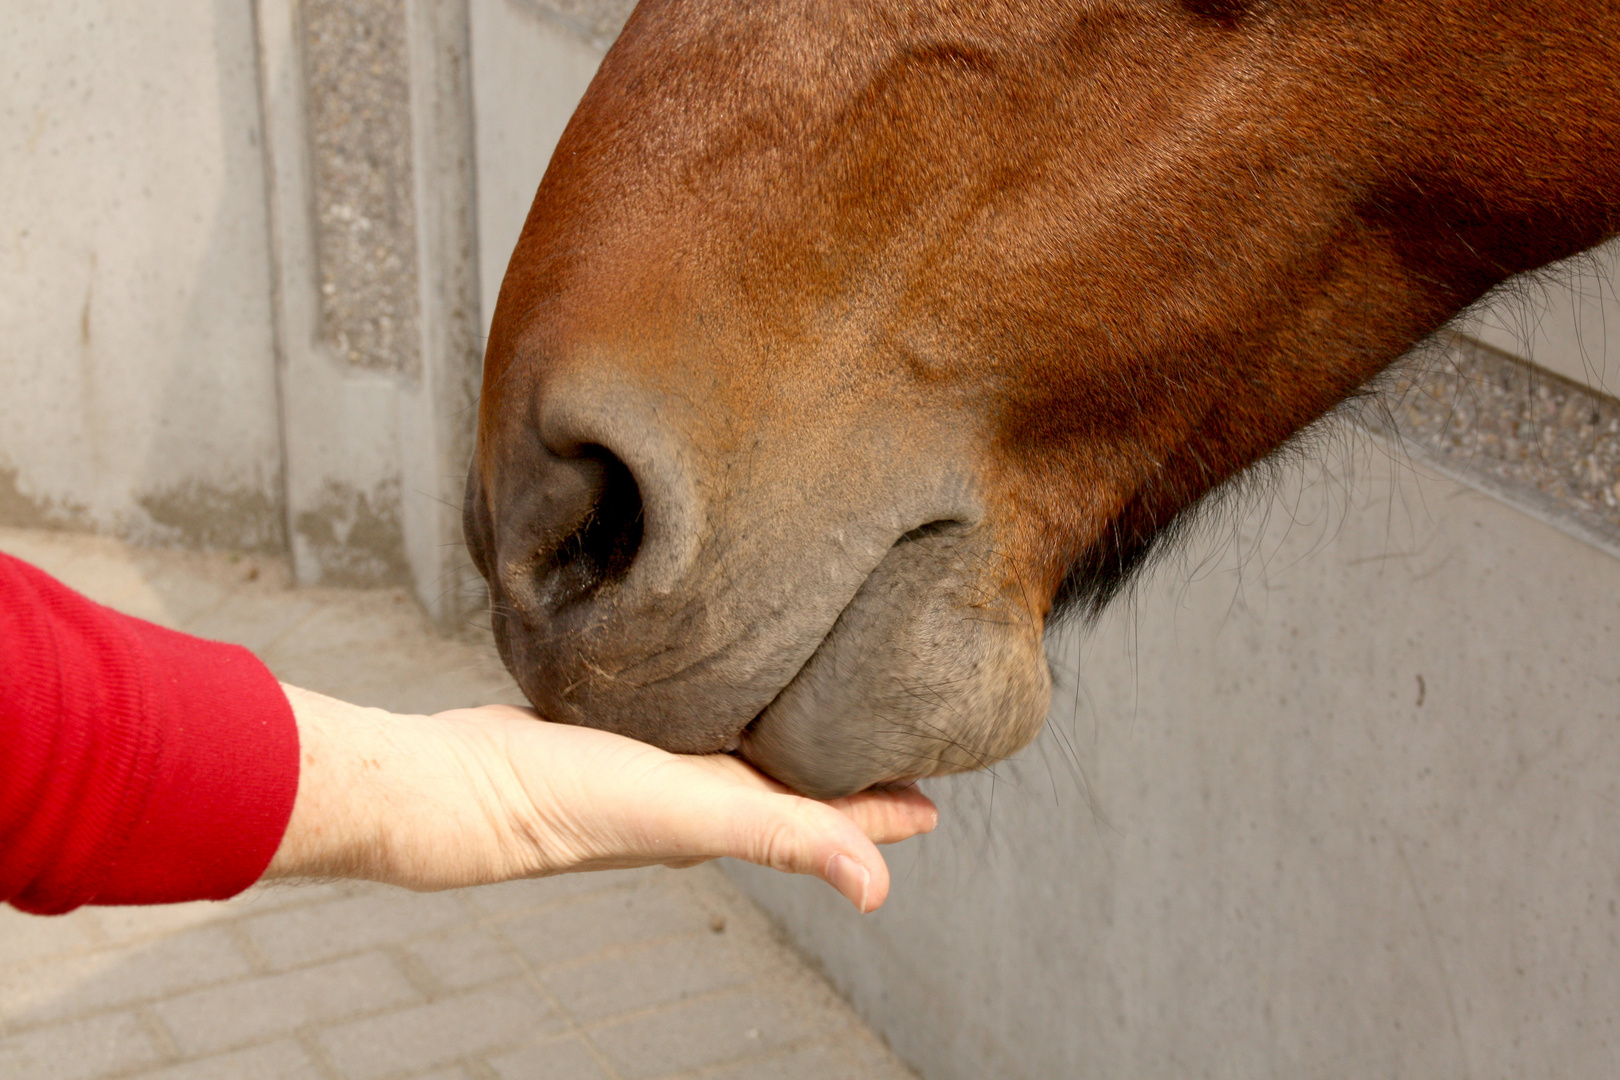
[826,853,871,912]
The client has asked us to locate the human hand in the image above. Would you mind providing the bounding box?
[262,686,938,912]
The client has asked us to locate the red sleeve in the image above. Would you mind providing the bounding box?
[1,551,300,915]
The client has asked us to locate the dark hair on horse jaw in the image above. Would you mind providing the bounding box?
[1047,362,1399,628]
[1049,487,1209,625]
[1179,0,1253,27]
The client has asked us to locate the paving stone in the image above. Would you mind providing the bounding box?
[405,926,524,992]
[253,597,520,715]
[0,925,251,1027]
[178,590,326,656]
[232,881,353,911]
[498,887,713,969]
[241,890,469,970]
[316,980,565,1080]
[460,869,658,916]
[85,882,349,948]
[0,1010,161,1080]
[85,900,239,947]
[124,1039,325,1080]
[696,1040,912,1080]
[486,1035,612,1080]
[0,528,232,630]
[154,952,422,1057]
[540,933,766,1023]
[0,907,99,969]
[587,987,821,1079]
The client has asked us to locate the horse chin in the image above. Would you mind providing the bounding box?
[479,455,1050,798]
[736,526,1052,800]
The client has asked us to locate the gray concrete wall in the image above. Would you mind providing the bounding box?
[1468,239,1620,398]
[468,0,621,335]
[727,435,1620,1078]
[1,0,285,550]
[256,0,485,622]
[2,0,506,624]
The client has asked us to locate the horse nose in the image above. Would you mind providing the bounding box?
[496,444,645,616]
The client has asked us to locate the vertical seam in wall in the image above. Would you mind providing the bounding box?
[248,0,299,560]
[405,0,433,400]
[401,0,485,624]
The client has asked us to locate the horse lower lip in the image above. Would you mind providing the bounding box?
[735,533,955,797]
[733,562,875,765]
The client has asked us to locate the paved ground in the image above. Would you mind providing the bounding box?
[0,529,917,1080]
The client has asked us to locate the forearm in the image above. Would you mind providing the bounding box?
[261,684,938,911]
[263,685,520,889]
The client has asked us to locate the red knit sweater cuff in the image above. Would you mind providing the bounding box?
[88,627,301,908]
[2,551,300,914]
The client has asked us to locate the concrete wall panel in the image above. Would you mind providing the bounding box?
[0,0,283,549]
[729,440,1620,1079]
[469,0,607,335]
[1468,238,1620,398]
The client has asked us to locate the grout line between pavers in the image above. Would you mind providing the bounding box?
[659,1033,864,1080]
[225,917,274,975]
[0,882,370,979]
[0,971,254,1038]
[0,876,771,1051]
[158,969,442,1062]
[458,1057,503,1080]
[166,570,258,639]
[513,926,716,979]
[461,870,749,979]
[387,943,447,1001]
[574,971,843,1036]
[249,601,327,663]
[467,874,660,924]
[134,1005,182,1065]
[77,909,114,950]
[480,911,629,1080]
[320,1006,561,1080]
[298,1025,349,1080]
[0,928,432,1041]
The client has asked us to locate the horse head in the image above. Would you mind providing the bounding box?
[465,0,1619,797]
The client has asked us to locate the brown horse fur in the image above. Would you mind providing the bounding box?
[466,0,1620,798]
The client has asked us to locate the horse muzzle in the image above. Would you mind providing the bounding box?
[464,376,1052,798]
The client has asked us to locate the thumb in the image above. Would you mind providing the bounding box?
[715,790,896,913]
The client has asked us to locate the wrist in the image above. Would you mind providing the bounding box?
[264,686,514,889]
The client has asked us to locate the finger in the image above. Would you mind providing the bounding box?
[829,786,939,845]
[716,792,896,912]
[435,703,541,723]
[594,762,895,912]
[691,759,938,844]
[648,755,936,847]
[654,755,937,844]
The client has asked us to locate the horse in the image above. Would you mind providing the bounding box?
[463,0,1620,799]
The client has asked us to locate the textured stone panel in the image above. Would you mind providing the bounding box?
[516,0,638,45]
[303,0,421,374]
[1379,334,1620,550]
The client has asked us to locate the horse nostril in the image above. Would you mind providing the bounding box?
[895,519,962,545]
[529,446,645,612]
